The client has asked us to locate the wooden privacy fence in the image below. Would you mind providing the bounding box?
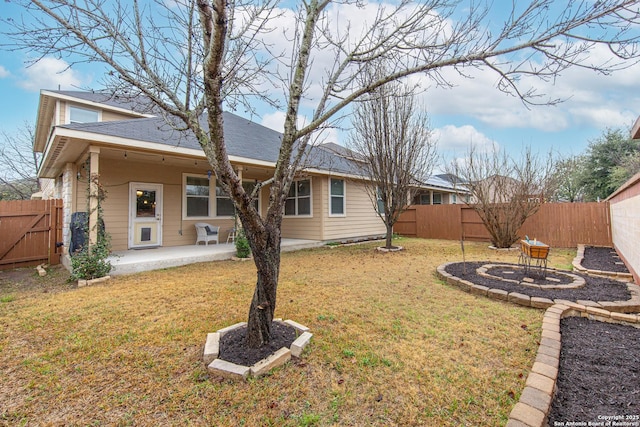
[395,202,612,248]
[0,199,63,270]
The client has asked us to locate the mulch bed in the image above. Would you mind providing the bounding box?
[445,248,638,424]
[218,321,297,366]
[444,262,631,302]
[582,246,631,273]
[547,317,640,424]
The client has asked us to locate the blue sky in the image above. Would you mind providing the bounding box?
[1,1,639,167]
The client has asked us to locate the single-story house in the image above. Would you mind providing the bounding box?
[412,174,469,205]
[34,90,464,269]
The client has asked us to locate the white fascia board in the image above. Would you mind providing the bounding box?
[52,127,202,157]
[40,90,155,118]
[302,167,368,181]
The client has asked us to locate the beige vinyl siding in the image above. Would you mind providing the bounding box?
[281,176,323,240]
[322,178,385,241]
[94,158,235,250]
[101,110,142,122]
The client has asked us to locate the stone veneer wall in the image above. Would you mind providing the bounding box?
[607,171,640,284]
[60,163,76,251]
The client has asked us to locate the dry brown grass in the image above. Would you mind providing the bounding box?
[0,238,575,426]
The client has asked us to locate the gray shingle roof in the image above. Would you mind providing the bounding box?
[49,90,159,114]
[59,111,360,174]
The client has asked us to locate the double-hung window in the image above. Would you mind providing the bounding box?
[185,175,210,217]
[285,179,311,216]
[329,178,345,216]
[215,185,235,217]
[184,174,235,218]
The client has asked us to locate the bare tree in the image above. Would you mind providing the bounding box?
[4,0,640,348]
[347,79,436,249]
[447,146,554,248]
[0,123,41,200]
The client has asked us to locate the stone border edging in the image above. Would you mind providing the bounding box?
[203,319,312,381]
[505,303,640,427]
[572,244,633,282]
[435,262,640,427]
[78,275,111,287]
[435,263,640,312]
[477,264,585,289]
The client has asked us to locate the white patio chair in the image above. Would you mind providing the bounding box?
[226,227,236,243]
[194,222,220,245]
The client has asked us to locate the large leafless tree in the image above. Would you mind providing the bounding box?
[447,146,554,248]
[348,79,436,249]
[3,0,640,347]
[0,123,41,200]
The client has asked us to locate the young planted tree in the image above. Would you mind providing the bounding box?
[448,146,554,248]
[348,79,436,249]
[0,123,41,200]
[4,0,640,347]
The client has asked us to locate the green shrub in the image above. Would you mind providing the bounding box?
[235,228,251,258]
[71,238,112,280]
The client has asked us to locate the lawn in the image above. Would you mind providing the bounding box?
[0,238,576,426]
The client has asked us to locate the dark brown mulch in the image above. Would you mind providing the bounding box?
[582,246,631,273]
[218,321,297,366]
[444,262,631,302]
[547,317,640,424]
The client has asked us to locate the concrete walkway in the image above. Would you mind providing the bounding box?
[108,239,324,275]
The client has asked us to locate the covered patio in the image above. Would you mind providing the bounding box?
[108,239,324,275]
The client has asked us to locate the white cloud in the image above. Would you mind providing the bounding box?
[18,57,88,92]
[0,66,9,78]
[408,39,640,133]
[433,124,498,153]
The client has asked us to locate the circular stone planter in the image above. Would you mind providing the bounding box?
[203,319,312,381]
[476,264,586,289]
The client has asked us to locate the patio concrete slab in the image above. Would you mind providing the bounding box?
[108,239,324,275]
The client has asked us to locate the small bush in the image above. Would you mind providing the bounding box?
[71,239,112,280]
[235,229,251,258]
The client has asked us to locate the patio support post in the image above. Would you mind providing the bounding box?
[88,146,100,248]
[236,165,243,231]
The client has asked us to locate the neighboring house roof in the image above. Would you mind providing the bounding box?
[632,115,640,140]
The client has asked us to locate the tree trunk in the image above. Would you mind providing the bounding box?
[245,221,281,348]
[385,223,394,249]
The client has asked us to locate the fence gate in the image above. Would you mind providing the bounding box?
[0,199,63,270]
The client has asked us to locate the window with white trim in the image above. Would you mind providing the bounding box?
[329,178,345,216]
[285,179,311,216]
[433,192,443,205]
[185,175,210,217]
[69,105,100,124]
[452,194,457,204]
